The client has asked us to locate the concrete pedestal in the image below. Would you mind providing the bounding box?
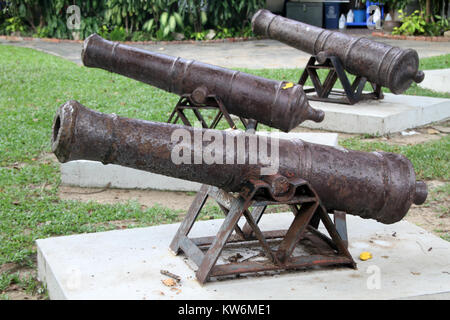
[419,69,450,93]
[302,93,450,135]
[37,213,450,300]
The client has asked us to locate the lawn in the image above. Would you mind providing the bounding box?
[0,45,449,299]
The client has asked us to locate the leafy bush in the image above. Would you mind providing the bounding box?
[0,0,265,40]
[424,15,450,36]
[393,9,450,36]
[392,10,426,35]
[2,17,26,34]
[208,0,264,30]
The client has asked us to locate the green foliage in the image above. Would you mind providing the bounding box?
[1,1,105,39]
[216,26,234,38]
[0,0,264,40]
[179,0,207,33]
[108,26,127,41]
[387,0,409,11]
[392,10,426,35]
[130,30,154,42]
[393,9,450,36]
[208,0,264,29]
[2,17,26,34]
[424,15,450,36]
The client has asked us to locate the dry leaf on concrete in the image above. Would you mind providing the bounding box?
[427,128,440,134]
[162,278,177,287]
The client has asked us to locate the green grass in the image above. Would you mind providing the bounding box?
[340,136,450,181]
[0,45,449,298]
[419,54,450,70]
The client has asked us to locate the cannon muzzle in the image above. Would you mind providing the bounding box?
[52,100,427,224]
[81,34,324,132]
[251,9,424,94]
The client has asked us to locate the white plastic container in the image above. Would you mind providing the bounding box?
[346,9,354,23]
[339,14,347,29]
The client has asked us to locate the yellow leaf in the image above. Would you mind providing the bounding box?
[282,82,294,90]
[359,251,373,261]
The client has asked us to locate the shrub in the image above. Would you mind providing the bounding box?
[0,0,265,40]
[393,9,450,36]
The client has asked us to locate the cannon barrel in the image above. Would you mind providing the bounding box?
[251,9,424,94]
[52,100,427,224]
[81,34,324,132]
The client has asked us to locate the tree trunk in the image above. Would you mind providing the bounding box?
[425,0,431,22]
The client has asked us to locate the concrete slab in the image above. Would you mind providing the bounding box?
[419,69,450,93]
[60,132,338,191]
[61,160,203,191]
[301,93,450,134]
[37,212,450,300]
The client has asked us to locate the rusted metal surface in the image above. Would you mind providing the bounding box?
[333,211,348,248]
[81,33,324,132]
[299,55,384,105]
[52,100,427,224]
[210,255,355,278]
[168,177,355,283]
[252,9,425,94]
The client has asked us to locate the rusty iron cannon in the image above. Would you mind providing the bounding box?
[80,33,324,132]
[251,9,425,95]
[52,100,427,225]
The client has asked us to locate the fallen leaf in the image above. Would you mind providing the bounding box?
[431,126,450,133]
[359,252,372,261]
[162,278,177,287]
[282,82,294,90]
[427,128,439,134]
[411,272,421,276]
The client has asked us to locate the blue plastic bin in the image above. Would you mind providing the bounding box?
[354,9,365,23]
[324,2,340,29]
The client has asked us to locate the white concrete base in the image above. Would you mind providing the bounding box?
[60,132,339,191]
[61,160,203,191]
[301,93,450,135]
[37,212,450,300]
[419,69,450,93]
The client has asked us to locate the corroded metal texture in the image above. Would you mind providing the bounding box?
[52,100,427,224]
[252,9,425,94]
[81,33,324,132]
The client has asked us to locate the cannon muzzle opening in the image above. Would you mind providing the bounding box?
[52,101,77,163]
